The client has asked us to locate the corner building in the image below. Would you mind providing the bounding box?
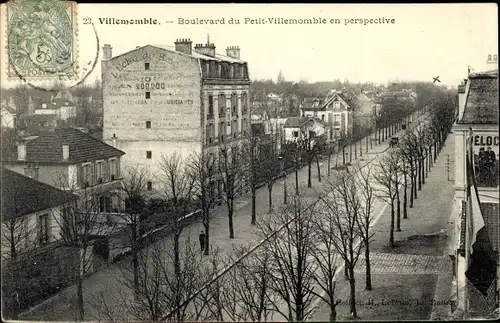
[101,39,251,193]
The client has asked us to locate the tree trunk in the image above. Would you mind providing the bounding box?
[204,212,210,256]
[328,145,331,176]
[268,185,273,213]
[349,144,352,163]
[295,163,299,195]
[344,260,349,279]
[349,267,357,317]
[365,240,372,290]
[390,200,395,248]
[308,158,312,188]
[251,188,257,225]
[413,175,418,199]
[422,157,426,184]
[132,224,139,293]
[76,270,84,321]
[418,160,422,191]
[174,232,182,321]
[228,203,235,239]
[404,174,408,218]
[396,189,401,232]
[354,141,357,159]
[316,154,321,182]
[342,146,346,165]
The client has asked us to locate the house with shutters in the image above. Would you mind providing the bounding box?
[300,92,353,138]
[1,128,126,216]
[1,167,78,260]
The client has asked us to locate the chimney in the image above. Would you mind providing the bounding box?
[194,42,216,57]
[112,133,117,147]
[174,38,193,55]
[226,46,240,60]
[103,44,113,60]
[62,144,69,161]
[486,53,498,69]
[17,143,26,161]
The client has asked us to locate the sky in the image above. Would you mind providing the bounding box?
[1,3,498,89]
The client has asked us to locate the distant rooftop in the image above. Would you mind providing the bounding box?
[457,71,499,125]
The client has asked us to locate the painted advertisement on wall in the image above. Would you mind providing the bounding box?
[102,45,201,142]
[472,133,499,187]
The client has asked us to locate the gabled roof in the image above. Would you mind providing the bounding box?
[319,93,352,110]
[457,72,499,125]
[2,128,125,164]
[283,116,327,128]
[1,168,78,220]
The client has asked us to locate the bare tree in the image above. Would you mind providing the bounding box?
[400,133,418,209]
[90,236,213,322]
[373,149,402,249]
[53,177,117,321]
[260,142,280,213]
[219,244,277,322]
[258,193,317,321]
[1,207,37,262]
[188,150,217,255]
[217,144,246,239]
[319,171,364,318]
[354,163,376,291]
[116,165,151,294]
[241,133,261,225]
[158,152,196,320]
[311,211,341,321]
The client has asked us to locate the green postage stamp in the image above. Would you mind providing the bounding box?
[6,0,78,79]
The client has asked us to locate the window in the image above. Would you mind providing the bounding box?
[333,101,340,109]
[82,163,93,187]
[206,124,214,144]
[293,131,299,138]
[96,161,103,183]
[230,65,235,78]
[241,92,248,114]
[99,196,112,212]
[208,95,214,116]
[38,213,50,246]
[146,151,152,159]
[231,93,237,114]
[219,93,226,116]
[321,114,325,121]
[109,158,118,180]
[145,92,150,99]
[147,181,153,191]
[217,64,222,78]
[232,120,238,137]
[146,121,151,128]
[205,62,210,76]
[145,62,150,70]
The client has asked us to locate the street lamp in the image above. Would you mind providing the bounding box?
[278,155,287,204]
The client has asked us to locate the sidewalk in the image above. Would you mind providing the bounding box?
[17,118,418,321]
[311,132,455,321]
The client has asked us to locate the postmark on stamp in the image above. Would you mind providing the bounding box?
[6,0,78,79]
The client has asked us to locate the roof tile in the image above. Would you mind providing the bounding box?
[1,168,77,220]
[2,128,124,164]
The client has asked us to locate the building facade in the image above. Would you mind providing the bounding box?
[1,168,78,260]
[1,128,126,216]
[300,93,353,138]
[450,68,499,318]
[101,39,251,193]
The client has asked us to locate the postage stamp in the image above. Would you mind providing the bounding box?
[6,0,78,80]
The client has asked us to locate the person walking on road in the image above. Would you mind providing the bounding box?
[199,231,206,252]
